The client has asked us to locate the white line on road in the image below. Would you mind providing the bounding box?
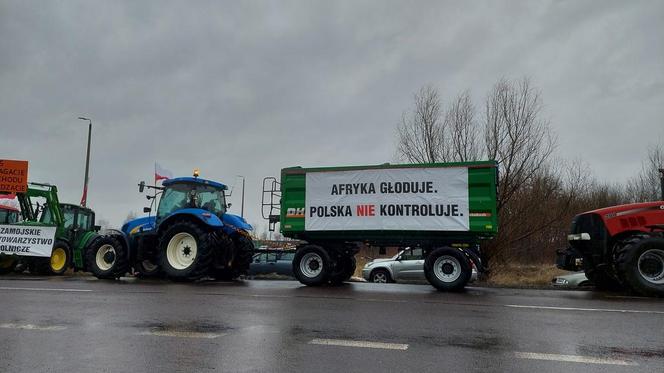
[0,323,67,331]
[505,304,664,315]
[514,352,638,366]
[138,330,226,339]
[309,338,409,350]
[0,286,92,293]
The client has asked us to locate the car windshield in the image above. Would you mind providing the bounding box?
[158,183,226,217]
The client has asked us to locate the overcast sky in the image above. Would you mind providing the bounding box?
[1,0,663,231]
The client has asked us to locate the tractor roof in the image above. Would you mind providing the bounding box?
[162,177,227,190]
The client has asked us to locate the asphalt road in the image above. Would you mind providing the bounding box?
[0,276,662,373]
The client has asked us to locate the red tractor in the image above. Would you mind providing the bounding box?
[557,170,664,296]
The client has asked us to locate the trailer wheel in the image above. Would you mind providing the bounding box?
[293,245,330,286]
[0,255,17,275]
[616,235,664,297]
[329,255,356,285]
[33,241,71,275]
[424,247,471,291]
[158,220,213,281]
[86,235,129,279]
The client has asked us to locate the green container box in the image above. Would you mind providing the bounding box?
[276,160,498,246]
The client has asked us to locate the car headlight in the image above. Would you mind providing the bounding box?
[364,262,374,268]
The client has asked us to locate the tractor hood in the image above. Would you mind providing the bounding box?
[221,213,253,232]
[122,216,156,236]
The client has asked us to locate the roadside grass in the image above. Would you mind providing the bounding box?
[485,263,569,287]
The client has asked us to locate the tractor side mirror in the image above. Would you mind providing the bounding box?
[93,225,101,232]
[138,181,145,193]
[143,207,151,213]
[227,203,232,209]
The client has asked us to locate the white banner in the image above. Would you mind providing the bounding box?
[305,167,469,231]
[0,225,56,257]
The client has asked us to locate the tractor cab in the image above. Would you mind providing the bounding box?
[40,203,98,242]
[156,177,228,222]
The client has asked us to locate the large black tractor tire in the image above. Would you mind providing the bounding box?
[616,235,664,297]
[329,255,357,285]
[158,220,214,281]
[293,245,331,286]
[424,247,472,292]
[85,235,129,279]
[33,240,71,275]
[210,233,254,281]
[134,259,162,278]
[0,255,17,275]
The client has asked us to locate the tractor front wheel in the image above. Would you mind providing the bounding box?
[86,235,129,279]
[616,235,664,297]
[33,240,71,275]
[158,220,213,281]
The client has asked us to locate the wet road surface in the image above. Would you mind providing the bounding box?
[0,275,663,372]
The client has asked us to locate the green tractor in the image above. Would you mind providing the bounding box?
[0,182,126,277]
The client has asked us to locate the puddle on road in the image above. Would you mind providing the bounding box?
[579,345,664,359]
[133,320,232,335]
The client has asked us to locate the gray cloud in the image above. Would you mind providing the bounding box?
[2,0,663,231]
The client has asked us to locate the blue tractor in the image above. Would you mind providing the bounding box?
[101,172,254,281]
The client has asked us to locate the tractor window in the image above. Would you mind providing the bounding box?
[62,207,75,230]
[40,206,54,224]
[0,209,18,224]
[157,187,189,217]
[157,183,226,218]
[77,211,93,231]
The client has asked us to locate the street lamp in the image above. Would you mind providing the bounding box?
[236,175,245,218]
[78,117,92,207]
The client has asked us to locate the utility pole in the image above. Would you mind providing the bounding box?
[238,175,245,218]
[78,117,92,207]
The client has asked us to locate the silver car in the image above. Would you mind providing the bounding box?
[362,248,477,283]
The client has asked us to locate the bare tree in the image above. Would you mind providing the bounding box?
[625,144,664,202]
[484,77,556,210]
[445,90,483,162]
[124,211,137,224]
[397,86,447,163]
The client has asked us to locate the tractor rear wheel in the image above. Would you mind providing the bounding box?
[424,247,472,291]
[86,235,129,279]
[158,220,213,281]
[293,245,331,286]
[329,255,356,285]
[616,235,664,297]
[33,240,70,275]
[0,255,17,275]
[211,234,254,281]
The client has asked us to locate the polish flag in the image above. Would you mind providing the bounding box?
[155,163,173,183]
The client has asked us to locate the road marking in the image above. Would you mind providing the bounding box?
[309,338,409,350]
[0,323,67,331]
[505,304,664,315]
[514,352,637,366]
[138,330,225,339]
[0,286,92,293]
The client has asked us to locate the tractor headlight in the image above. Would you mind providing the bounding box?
[567,233,591,241]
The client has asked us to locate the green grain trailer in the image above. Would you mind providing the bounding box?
[262,160,498,291]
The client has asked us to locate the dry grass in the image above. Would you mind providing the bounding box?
[485,264,568,287]
[353,256,370,278]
